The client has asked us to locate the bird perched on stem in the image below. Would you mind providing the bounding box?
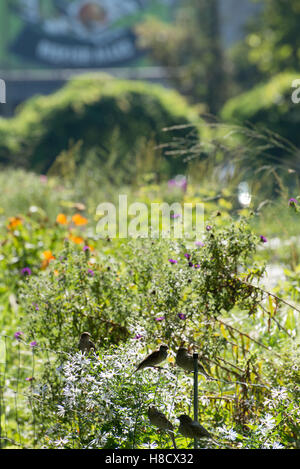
[147,406,177,449]
[178,414,212,441]
[79,332,96,354]
[175,346,214,380]
[134,344,168,372]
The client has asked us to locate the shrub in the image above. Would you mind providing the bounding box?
[35,341,183,449]
[0,74,199,178]
[7,208,300,449]
[220,72,300,169]
[19,219,265,353]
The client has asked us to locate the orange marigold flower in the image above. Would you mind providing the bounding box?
[43,250,55,261]
[41,250,55,270]
[7,216,23,230]
[56,213,68,225]
[72,213,88,226]
[69,234,84,244]
[41,260,48,270]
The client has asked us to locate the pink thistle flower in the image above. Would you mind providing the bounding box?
[21,267,32,276]
[14,331,23,340]
[195,241,204,247]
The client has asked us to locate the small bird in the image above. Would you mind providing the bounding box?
[79,332,96,354]
[178,414,212,440]
[134,344,168,372]
[147,406,177,448]
[175,347,214,380]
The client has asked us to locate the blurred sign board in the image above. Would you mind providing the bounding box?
[0,0,175,69]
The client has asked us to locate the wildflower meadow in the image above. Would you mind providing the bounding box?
[0,165,299,450]
[1,0,300,452]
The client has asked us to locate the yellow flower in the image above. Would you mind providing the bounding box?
[72,213,88,226]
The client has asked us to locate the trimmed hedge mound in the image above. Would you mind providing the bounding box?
[221,72,300,153]
[0,74,199,177]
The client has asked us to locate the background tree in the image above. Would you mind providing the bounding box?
[136,0,226,115]
[231,0,300,92]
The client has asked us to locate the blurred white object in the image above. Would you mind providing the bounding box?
[238,181,251,207]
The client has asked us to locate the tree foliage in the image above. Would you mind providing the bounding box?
[136,0,226,113]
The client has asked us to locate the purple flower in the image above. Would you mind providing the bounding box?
[206,225,212,232]
[171,213,181,219]
[134,334,143,340]
[26,377,35,382]
[21,267,31,276]
[155,316,165,322]
[88,269,94,276]
[194,264,201,269]
[195,241,204,247]
[260,235,268,243]
[188,262,193,267]
[83,245,90,252]
[178,313,186,320]
[288,198,298,208]
[168,179,176,187]
[168,259,178,264]
[168,176,187,192]
[30,341,37,348]
[14,331,23,340]
[32,303,39,311]
[184,253,191,260]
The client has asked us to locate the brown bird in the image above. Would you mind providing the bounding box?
[134,344,168,372]
[147,406,177,449]
[79,332,96,354]
[175,347,214,380]
[178,414,212,440]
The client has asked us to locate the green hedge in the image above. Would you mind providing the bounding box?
[221,72,300,156]
[0,74,199,177]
